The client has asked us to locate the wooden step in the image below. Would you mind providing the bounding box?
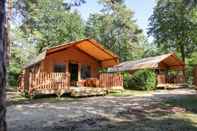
[70,87,107,97]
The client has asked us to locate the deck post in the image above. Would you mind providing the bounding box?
[78,63,81,82]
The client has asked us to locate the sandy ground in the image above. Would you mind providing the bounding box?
[7,89,197,131]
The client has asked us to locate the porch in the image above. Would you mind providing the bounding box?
[18,72,123,97]
[156,70,186,89]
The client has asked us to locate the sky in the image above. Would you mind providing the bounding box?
[75,0,156,35]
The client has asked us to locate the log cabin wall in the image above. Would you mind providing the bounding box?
[156,69,185,85]
[42,46,101,80]
[157,73,166,84]
[156,69,166,85]
[99,73,123,90]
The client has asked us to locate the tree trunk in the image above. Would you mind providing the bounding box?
[0,0,7,130]
[180,44,186,80]
[180,44,185,63]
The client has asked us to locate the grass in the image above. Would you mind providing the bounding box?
[108,89,197,130]
[123,94,197,131]
[153,95,197,131]
[108,89,154,97]
[6,89,79,106]
[165,95,197,113]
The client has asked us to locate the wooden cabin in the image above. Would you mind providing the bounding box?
[18,39,123,97]
[109,53,185,89]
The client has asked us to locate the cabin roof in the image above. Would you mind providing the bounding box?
[109,53,185,72]
[24,38,119,68]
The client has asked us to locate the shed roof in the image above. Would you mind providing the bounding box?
[24,39,119,68]
[109,53,185,72]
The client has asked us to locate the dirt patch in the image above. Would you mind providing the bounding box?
[7,89,197,131]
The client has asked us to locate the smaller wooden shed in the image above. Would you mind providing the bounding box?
[109,53,185,88]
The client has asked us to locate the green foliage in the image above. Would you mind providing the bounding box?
[9,0,86,86]
[124,69,156,91]
[184,0,197,9]
[185,52,197,85]
[85,0,143,61]
[148,0,197,62]
[15,0,86,52]
[8,27,37,86]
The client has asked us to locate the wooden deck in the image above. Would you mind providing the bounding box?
[18,72,123,97]
[157,83,187,89]
[157,73,186,89]
[69,87,108,97]
[69,85,124,97]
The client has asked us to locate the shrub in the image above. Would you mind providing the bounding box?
[123,69,156,91]
[8,72,19,87]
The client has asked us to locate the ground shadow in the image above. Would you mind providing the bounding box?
[6,92,80,106]
[7,88,197,131]
[14,106,197,131]
[163,94,197,113]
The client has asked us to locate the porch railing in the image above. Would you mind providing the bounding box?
[29,72,70,95]
[18,71,123,96]
[157,74,185,85]
[166,75,185,84]
[99,73,123,88]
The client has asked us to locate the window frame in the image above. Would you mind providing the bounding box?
[53,63,66,73]
[80,64,91,79]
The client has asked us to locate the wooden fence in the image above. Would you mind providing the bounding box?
[18,72,123,96]
[18,72,70,96]
[157,74,185,85]
[30,72,70,95]
[99,73,123,89]
[157,74,166,84]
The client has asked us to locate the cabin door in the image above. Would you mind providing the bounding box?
[69,63,78,86]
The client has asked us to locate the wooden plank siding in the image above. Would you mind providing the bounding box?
[99,73,123,90]
[18,72,124,97]
[29,72,70,96]
[18,71,70,97]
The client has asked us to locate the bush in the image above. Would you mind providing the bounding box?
[123,69,156,91]
[8,72,19,87]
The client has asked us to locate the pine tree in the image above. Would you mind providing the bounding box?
[85,0,143,61]
[14,0,86,52]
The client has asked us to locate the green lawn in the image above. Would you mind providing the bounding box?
[108,89,197,131]
[165,95,197,112]
[164,95,197,127]
[108,89,155,97]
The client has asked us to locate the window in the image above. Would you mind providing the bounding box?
[54,64,66,73]
[81,64,91,79]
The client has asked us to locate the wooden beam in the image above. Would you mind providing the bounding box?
[47,47,70,56]
[46,39,88,54]
[102,58,117,61]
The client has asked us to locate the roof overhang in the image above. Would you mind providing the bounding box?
[46,39,119,67]
[24,39,119,68]
[109,53,185,72]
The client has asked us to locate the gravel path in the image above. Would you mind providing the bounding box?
[7,89,197,131]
